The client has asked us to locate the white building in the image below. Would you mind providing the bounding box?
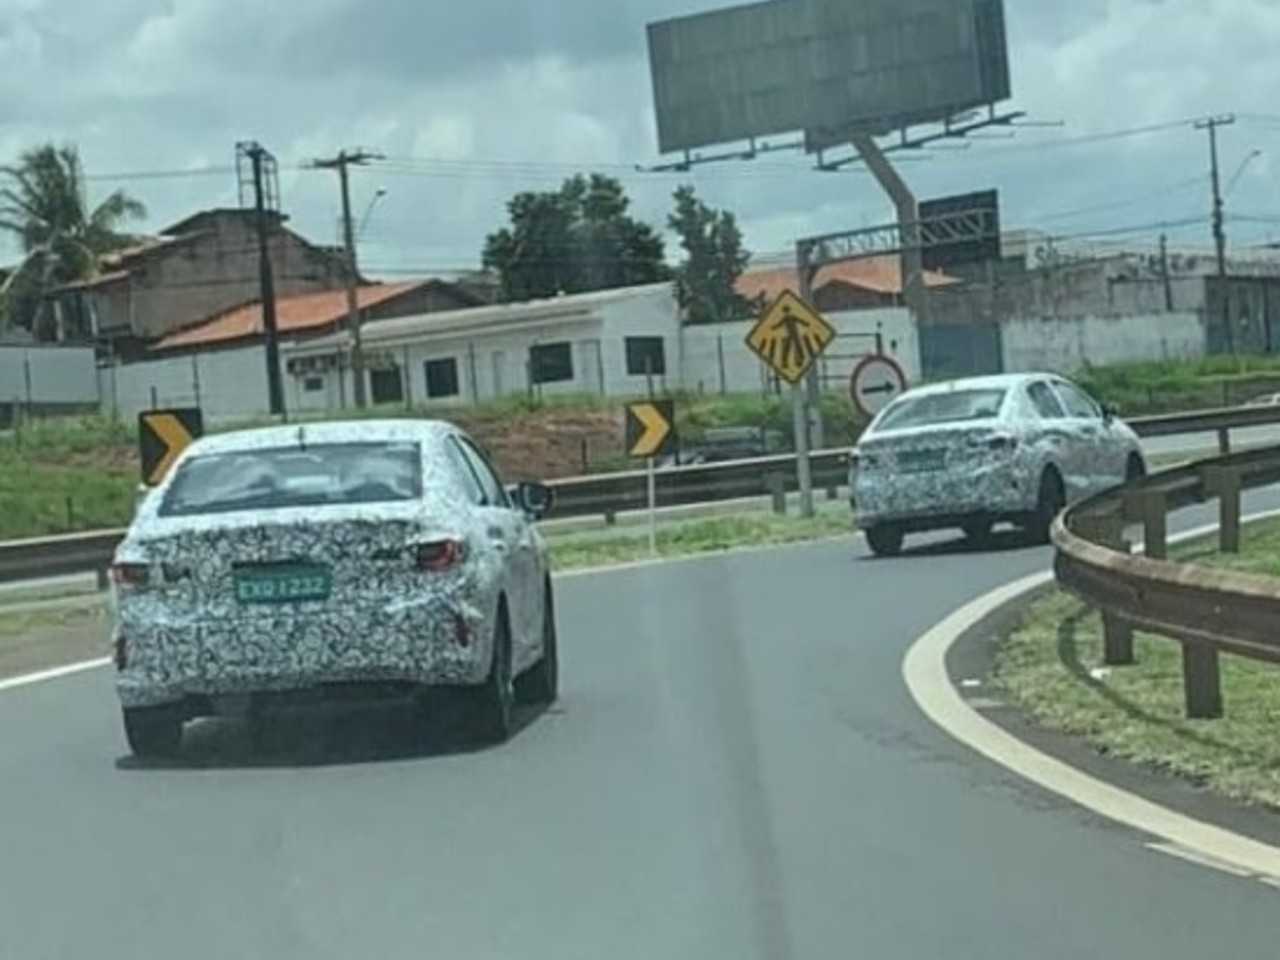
[283,282,917,413]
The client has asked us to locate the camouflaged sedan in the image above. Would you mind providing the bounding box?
[110,420,558,757]
[849,373,1145,556]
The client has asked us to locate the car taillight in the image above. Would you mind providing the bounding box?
[110,563,151,589]
[415,540,467,572]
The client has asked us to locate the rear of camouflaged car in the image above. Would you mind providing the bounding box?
[110,420,501,756]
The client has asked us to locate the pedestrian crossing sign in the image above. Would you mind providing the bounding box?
[746,290,836,386]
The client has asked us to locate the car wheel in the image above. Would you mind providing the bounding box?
[962,520,994,544]
[1029,470,1065,545]
[471,607,515,743]
[516,582,558,705]
[123,704,184,759]
[866,524,905,557]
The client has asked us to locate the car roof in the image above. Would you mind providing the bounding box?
[183,419,456,458]
[900,372,1066,399]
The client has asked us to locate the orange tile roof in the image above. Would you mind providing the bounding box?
[737,256,957,303]
[154,282,425,351]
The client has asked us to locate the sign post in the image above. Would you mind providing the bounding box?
[625,400,677,557]
[746,291,836,519]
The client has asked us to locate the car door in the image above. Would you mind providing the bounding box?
[454,437,543,670]
[1024,380,1086,499]
[1052,379,1119,494]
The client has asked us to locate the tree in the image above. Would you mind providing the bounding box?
[668,185,753,325]
[483,174,668,301]
[0,144,147,338]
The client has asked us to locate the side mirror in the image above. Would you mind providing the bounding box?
[513,482,555,520]
[1102,403,1120,422]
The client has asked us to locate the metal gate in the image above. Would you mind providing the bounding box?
[920,323,1003,381]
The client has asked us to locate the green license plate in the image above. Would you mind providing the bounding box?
[233,565,332,605]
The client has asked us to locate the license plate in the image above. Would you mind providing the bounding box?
[897,449,946,473]
[233,564,332,605]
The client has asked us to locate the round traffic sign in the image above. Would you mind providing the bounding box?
[850,354,908,418]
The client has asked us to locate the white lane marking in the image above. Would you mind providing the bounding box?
[0,658,112,694]
[903,509,1280,883]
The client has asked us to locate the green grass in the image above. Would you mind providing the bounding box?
[1075,356,1280,416]
[549,510,855,571]
[0,449,137,539]
[995,516,1280,809]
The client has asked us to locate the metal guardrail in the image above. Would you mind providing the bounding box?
[1053,443,1280,719]
[5,401,1280,590]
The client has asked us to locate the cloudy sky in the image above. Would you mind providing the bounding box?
[4,0,1280,279]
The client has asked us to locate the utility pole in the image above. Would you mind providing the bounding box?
[1195,114,1236,353]
[312,149,385,408]
[237,142,285,417]
[1159,233,1174,312]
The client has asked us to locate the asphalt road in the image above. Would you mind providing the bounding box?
[3,496,1280,959]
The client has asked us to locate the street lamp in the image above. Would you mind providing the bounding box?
[357,187,388,240]
[1227,150,1263,198]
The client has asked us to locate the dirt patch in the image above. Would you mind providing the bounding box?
[458,408,625,481]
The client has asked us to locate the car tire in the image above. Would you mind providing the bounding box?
[471,608,515,743]
[123,704,184,759]
[962,520,994,544]
[516,582,558,705]
[866,524,905,557]
[1029,470,1065,545]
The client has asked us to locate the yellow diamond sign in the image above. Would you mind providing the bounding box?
[746,290,836,386]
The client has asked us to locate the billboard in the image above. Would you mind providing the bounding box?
[919,189,1001,271]
[647,0,1012,156]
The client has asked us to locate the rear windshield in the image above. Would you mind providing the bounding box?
[874,389,1007,432]
[159,442,422,517]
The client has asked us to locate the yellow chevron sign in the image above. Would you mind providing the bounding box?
[747,290,836,385]
[625,400,676,459]
[138,408,204,486]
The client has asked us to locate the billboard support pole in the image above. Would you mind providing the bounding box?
[850,133,929,328]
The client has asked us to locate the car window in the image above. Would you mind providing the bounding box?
[445,439,485,505]
[457,437,510,508]
[1026,382,1067,419]
[159,442,422,517]
[874,389,1007,432]
[1054,381,1102,419]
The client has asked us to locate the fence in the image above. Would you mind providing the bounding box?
[0,346,98,426]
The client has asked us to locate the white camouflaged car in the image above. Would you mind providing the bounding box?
[849,373,1145,556]
[110,420,557,757]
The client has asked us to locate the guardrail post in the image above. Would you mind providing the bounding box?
[1124,489,1168,560]
[1201,466,1242,554]
[1217,428,1230,455]
[767,472,787,516]
[96,568,110,592]
[1076,510,1135,665]
[1183,644,1224,720]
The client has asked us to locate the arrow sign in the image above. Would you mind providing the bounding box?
[625,400,676,459]
[139,408,204,486]
[850,355,909,419]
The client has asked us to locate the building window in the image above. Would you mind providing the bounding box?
[370,367,404,406]
[425,358,460,399]
[303,377,325,393]
[530,342,574,384]
[625,336,666,376]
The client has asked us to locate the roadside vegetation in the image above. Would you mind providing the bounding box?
[1075,355,1280,416]
[995,516,1280,809]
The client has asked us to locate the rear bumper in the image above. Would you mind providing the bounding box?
[852,462,1034,531]
[114,595,492,709]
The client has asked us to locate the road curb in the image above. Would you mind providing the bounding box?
[903,511,1280,885]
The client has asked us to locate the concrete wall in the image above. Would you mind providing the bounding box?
[100,345,274,422]
[0,346,98,405]
[1001,312,1205,374]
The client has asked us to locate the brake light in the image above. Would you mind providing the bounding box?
[110,563,151,589]
[415,539,467,572]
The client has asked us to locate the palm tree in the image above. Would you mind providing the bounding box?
[0,144,147,337]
